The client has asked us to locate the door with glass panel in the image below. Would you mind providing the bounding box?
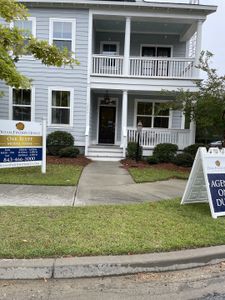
[141,46,171,76]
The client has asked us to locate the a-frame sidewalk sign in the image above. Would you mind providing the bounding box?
[181,147,225,219]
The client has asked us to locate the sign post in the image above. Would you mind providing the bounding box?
[182,147,225,219]
[0,119,46,173]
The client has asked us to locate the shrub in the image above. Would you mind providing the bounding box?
[183,143,206,158]
[127,142,143,160]
[153,143,178,163]
[173,153,194,167]
[147,155,159,165]
[59,146,80,158]
[47,131,74,156]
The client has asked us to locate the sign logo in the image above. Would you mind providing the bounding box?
[215,160,221,167]
[16,122,25,131]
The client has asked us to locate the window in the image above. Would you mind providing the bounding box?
[49,88,73,126]
[11,89,33,121]
[50,19,76,54]
[13,18,36,51]
[136,101,170,129]
[100,42,119,55]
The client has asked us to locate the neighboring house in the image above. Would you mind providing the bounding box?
[0,0,217,160]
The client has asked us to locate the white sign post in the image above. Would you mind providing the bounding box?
[181,147,225,219]
[0,119,46,173]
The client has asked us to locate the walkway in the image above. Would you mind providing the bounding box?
[75,161,186,206]
[0,162,187,206]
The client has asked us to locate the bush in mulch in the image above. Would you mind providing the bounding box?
[47,131,74,156]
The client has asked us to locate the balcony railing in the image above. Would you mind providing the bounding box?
[127,127,191,150]
[130,57,194,78]
[92,55,195,79]
[92,55,124,76]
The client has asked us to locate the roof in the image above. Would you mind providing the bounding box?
[20,0,217,16]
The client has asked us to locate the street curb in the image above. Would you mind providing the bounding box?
[1,245,225,280]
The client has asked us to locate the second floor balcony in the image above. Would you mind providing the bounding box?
[92,55,195,79]
[90,10,206,81]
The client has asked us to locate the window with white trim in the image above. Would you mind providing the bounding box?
[50,19,75,53]
[13,18,36,49]
[136,101,170,128]
[12,89,32,121]
[50,89,72,125]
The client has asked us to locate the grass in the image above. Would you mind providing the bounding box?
[0,199,225,259]
[0,164,83,186]
[129,167,189,183]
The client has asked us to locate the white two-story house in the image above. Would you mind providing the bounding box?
[0,0,217,160]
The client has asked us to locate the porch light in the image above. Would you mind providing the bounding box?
[104,91,110,104]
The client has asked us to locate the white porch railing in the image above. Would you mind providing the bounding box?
[92,55,195,78]
[129,57,195,78]
[127,127,191,150]
[92,55,124,76]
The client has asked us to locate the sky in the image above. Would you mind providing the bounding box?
[201,0,225,76]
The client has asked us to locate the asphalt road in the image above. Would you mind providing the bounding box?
[1,263,225,300]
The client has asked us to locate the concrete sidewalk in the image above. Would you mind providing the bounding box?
[75,161,186,206]
[0,184,76,206]
[1,245,225,280]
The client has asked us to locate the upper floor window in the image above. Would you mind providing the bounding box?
[48,87,74,126]
[13,17,36,44]
[49,19,76,54]
[10,88,34,121]
[13,18,36,57]
[136,101,170,129]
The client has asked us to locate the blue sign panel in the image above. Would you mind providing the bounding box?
[207,173,225,213]
[0,148,42,163]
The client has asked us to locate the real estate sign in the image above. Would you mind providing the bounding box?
[0,120,46,173]
[181,147,225,219]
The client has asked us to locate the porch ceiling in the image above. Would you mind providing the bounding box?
[94,19,190,35]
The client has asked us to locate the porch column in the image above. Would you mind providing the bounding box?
[194,20,203,78]
[121,90,128,157]
[85,85,91,156]
[85,12,93,156]
[123,17,131,76]
[189,119,196,145]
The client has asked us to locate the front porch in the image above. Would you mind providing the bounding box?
[85,90,195,161]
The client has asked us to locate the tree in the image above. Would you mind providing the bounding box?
[167,51,225,144]
[0,0,78,90]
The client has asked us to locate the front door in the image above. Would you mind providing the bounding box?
[99,106,116,144]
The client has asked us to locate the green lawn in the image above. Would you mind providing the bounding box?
[129,167,189,183]
[0,164,82,186]
[0,199,225,259]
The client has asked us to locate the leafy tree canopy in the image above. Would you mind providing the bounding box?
[0,0,78,90]
[164,51,225,143]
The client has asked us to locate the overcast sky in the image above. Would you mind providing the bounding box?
[201,0,225,76]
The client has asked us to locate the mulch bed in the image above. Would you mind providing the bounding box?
[121,159,190,173]
[47,155,91,167]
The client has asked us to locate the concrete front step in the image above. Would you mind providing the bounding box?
[87,145,124,161]
[87,156,122,161]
